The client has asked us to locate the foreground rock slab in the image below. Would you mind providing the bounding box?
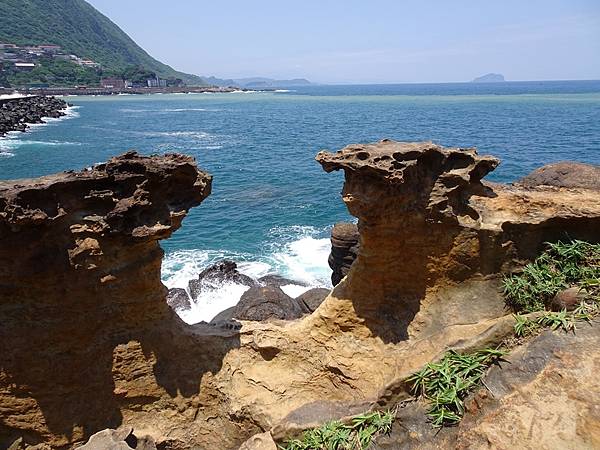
[374,321,600,449]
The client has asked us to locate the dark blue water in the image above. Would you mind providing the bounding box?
[1,81,599,321]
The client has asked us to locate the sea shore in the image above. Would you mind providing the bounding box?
[0,95,68,136]
[0,85,271,97]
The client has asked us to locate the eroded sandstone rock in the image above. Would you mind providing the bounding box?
[372,321,600,449]
[0,153,254,449]
[2,143,600,450]
[77,426,156,450]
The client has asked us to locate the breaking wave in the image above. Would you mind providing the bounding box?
[161,225,332,323]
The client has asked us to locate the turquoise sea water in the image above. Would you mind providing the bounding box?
[1,82,599,321]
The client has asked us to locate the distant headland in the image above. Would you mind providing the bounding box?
[472,73,506,83]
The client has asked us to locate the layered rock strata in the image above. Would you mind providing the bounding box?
[0,96,68,136]
[373,320,600,449]
[0,153,252,449]
[328,222,359,286]
[1,142,600,450]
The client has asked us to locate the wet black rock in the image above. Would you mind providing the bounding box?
[166,288,191,312]
[188,260,256,300]
[296,288,330,312]
[329,222,360,286]
[235,285,309,321]
[0,96,68,137]
[210,306,237,323]
[258,274,305,287]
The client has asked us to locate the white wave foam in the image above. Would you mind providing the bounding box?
[269,236,331,287]
[120,108,211,113]
[281,284,312,298]
[0,151,15,158]
[163,108,209,112]
[0,92,29,100]
[0,138,82,152]
[236,261,273,279]
[264,225,332,288]
[161,225,333,324]
[143,130,213,139]
[178,281,250,324]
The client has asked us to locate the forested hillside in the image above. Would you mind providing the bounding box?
[0,0,206,85]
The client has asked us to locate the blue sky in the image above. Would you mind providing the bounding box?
[88,0,600,83]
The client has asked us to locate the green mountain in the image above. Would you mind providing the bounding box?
[0,0,206,85]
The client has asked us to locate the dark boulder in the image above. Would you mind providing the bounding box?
[519,162,600,190]
[166,288,191,312]
[548,287,586,312]
[329,222,360,286]
[296,288,330,312]
[210,306,237,323]
[257,274,304,287]
[188,260,256,300]
[0,96,68,137]
[235,285,309,321]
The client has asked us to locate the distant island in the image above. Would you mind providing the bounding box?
[472,73,505,83]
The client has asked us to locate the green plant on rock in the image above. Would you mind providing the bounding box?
[503,240,600,312]
[513,313,541,337]
[281,410,394,450]
[406,348,505,427]
[513,294,600,338]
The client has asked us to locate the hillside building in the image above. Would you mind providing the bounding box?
[100,77,126,89]
[14,63,36,71]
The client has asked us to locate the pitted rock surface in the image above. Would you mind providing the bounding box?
[2,143,600,450]
[316,140,499,222]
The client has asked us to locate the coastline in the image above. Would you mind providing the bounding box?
[0,85,275,97]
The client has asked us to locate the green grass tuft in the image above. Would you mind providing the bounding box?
[503,240,600,312]
[280,410,394,450]
[406,348,505,427]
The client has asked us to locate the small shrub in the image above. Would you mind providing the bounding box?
[513,313,541,337]
[406,348,505,427]
[281,410,394,450]
[503,240,600,312]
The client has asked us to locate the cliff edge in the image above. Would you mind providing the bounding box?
[1,143,599,449]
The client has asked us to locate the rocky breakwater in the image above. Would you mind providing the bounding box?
[2,142,600,450]
[0,96,68,136]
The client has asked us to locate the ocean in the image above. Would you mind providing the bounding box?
[1,81,599,323]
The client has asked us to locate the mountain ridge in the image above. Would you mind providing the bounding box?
[204,76,314,88]
[0,0,206,85]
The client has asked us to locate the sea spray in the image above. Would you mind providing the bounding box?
[161,226,333,323]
